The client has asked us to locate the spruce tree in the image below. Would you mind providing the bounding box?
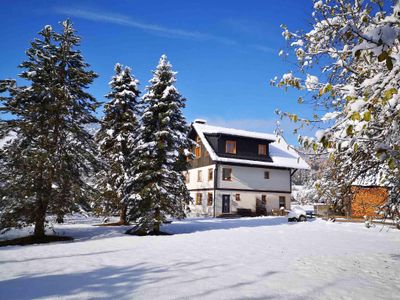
[126,55,192,234]
[95,64,141,224]
[0,20,99,237]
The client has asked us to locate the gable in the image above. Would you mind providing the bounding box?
[192,122,310,170]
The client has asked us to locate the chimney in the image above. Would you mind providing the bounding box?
[194,119,207,124]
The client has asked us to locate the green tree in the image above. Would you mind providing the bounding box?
[126,55,193,234]
[0,20,99,237]
[95,64,141,224]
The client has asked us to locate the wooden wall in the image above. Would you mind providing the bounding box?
[351,186,388,217]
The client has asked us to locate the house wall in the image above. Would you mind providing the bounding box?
[185,163,293,217]
[218,164,291,192]
[187,190,291,217]
[214,191,291,216]
[185,165,216,190]
[188,190,214,217]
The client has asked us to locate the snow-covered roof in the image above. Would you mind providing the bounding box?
[194,122,277,141]
[192,122,310,170]
[352,170,392,187]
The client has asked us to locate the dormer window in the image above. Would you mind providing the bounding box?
[258,144,267,155]
[225,140,236,154]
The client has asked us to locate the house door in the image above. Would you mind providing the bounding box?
[222,195,230,213]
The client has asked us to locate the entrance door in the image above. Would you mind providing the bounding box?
[222,195,230,213]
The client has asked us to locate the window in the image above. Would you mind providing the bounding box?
[225,140,236,154]
[264,171,270,179]
[205,150,209,157]
[196,193,202,205]
[235,194,241,201]
[195,146,201,158]
[195,136,201,158]
[208,168,213,181]
[222,168,232,181]
[261,195,267,205]
[185,172,190,183]
[258,144,267,155]
[197,170,203,182]
[279,196,286,209]
[207,193,213,206]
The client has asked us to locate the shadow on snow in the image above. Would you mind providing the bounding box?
[162,216,304,235]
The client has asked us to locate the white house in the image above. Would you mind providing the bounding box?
[185,120,310,217]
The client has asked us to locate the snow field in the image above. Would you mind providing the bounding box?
[0,217,399,299]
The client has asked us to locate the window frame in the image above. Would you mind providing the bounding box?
[197,170,203,182]
[258,144,267,155]
[222,168,232,181]
[195,146,201,158]
[185,172,190,183]
[225,140,237,154]
[279,196,286,209]
[194,136,202,158]
[207,193,213,206]
[196,193,202,205]
[208,168,213,181]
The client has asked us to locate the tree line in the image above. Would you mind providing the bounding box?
[0,20,193,237]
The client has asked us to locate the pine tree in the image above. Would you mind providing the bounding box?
[0,20,99,238]
[95,64,141,225]
[126,55,192,234]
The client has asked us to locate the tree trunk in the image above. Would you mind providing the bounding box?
[153,208,161,233]
[119,205,128,225]
[34,191,48,238]
[153,222,160,233]
[56,214,64,224]
[34,207,46,238]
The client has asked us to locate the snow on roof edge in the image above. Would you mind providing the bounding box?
[193,123,277,141]
[193,122,310,170]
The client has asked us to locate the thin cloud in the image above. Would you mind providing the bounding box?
[54,7,237,45]
[250,44,276,53]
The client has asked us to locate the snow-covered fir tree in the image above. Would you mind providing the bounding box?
[273,0,400,222]
[0,20,99,237]
[126,55,193,234]
[95,64,141,225]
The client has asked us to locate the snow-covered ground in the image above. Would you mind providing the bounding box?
[0,217,399,299]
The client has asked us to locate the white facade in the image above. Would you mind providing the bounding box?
[185,165,215,191]
[217,164,290,191]
[185,120,310,217]
[186,164,292,217]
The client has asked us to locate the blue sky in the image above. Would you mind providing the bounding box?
[0,0,317,144]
